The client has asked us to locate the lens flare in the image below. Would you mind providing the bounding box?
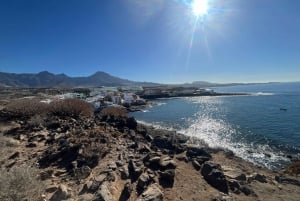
[191,0,209,17]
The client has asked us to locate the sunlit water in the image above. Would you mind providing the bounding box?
[131,82,300,169]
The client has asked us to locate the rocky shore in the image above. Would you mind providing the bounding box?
[0,102,300,201]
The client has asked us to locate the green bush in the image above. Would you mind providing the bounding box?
[0,166,45,201]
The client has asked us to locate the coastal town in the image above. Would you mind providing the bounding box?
[0,85,248,113]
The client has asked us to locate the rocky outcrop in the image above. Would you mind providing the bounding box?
[1,103,299,201]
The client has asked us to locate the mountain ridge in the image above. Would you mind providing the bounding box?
[0,71,159,88]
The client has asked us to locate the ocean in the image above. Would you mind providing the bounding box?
[131,82,300,169]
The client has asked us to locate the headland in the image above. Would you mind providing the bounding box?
[0,88,299,201]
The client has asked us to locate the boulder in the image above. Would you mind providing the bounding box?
[147,156,161,170]
[201,161,228,194]
[186,145,211,159]
[136,183,163,201]
[152,136,174,150]
[126,117,137,130]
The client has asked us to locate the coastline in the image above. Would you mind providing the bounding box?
[1,103,299,201]
[140,92,250,100]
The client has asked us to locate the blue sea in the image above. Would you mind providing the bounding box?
[131,82,300,169]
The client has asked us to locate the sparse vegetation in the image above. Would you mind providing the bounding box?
[0,134,19,167]
[27,114,45,128]
[0,165,45,201]
[99,106,127,118]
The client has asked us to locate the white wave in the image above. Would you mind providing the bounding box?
[155,102,166,106]
[181,114,289,169]
[136,120,176,131]
[252,92,274,96]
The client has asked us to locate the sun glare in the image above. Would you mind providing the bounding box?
[191,0,209,17]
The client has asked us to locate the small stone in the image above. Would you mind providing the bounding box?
[192,160,201,171]
[159,156,176,170]
[74,165,91,180]
[95,174,107,184]
[119,182,132,201]
[26,142,37,148]
[176,155,188,162]
[45,185,58,193]
[240,185,256,196]
[8,151,20,160]
[158,169,175,188]
[95,182,113,201]
[78,193,95,201]
[119,166,130,180]
[50,184,71,201]
[136,183,163,201]
[116,161,124,167]
[40,169,53,180]
[254,173,267,183]
[137,173,151,192]
[223,167,247,181]
[128,159,143,182]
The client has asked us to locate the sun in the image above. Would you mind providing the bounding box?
[191,0,209,17]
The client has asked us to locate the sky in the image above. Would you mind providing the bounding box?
[0,0,299,83]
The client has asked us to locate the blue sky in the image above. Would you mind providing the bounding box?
[0,0,299,83]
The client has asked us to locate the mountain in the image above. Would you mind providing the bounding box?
[0,71,158,88]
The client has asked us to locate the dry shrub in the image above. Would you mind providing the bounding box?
[3,98,94,119]
[4,99,48,119]
[100,106,127,118]
[27,114,45,128]
[0,165,45,201]
[284,160,300,176]
[0,135,20,167]
[49,99,94,118]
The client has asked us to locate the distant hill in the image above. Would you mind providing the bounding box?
[0,71,159,88]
